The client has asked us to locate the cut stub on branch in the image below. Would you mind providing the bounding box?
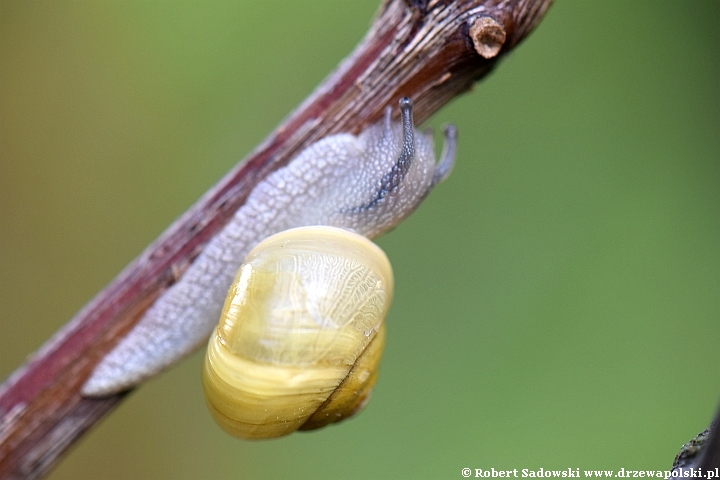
[0,0,553,478]
[469,16,507,58]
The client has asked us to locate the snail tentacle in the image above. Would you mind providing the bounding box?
[432,124,458,186]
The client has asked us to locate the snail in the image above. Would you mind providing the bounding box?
[81,98,457,425]
[203,225,393,438]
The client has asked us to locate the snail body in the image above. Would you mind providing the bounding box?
[82,98,456,397]
[203,226,392,438]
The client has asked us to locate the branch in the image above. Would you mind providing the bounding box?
[0,0,552,478]
[671,405,720,475]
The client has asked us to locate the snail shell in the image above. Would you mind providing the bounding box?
[202,226,393,439]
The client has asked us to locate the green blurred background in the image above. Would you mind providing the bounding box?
[1,1,719,478]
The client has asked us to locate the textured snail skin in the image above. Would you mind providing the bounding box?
[202,226,392,438]
[83,98,455,396]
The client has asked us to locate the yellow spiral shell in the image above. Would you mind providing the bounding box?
[202,226,393,439]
